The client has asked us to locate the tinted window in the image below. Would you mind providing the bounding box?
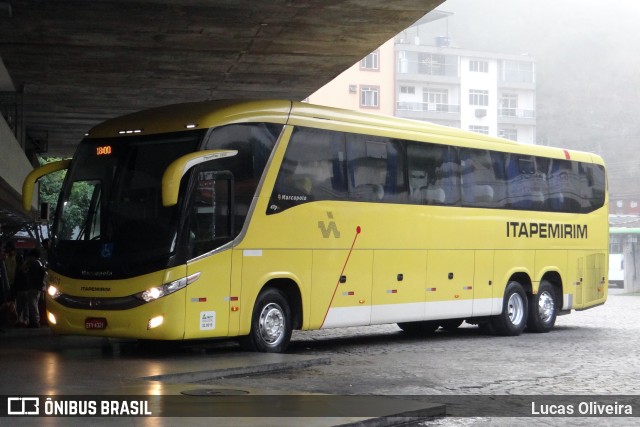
[204,123,281,231]
[52,132,203,279]
[188,169,234,258]
[347,134,407,203]
[268,126,606,215]
[407,143,459,205]
[268,127,347,214]
[505,154,547,210]
[460,148,506,208]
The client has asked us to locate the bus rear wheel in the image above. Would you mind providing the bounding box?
[526,281,557,333]
[241,288,292,353]
[490,281,528,336]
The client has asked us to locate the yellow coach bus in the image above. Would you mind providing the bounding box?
[23,100,608,352]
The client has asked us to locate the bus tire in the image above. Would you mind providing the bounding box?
[397,320,439,335]
[241,288,292,353]
[526,281,557,333]
[478,321,496,335]
[490,281,528,336]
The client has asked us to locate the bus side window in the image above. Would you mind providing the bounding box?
[407,142,438,205]
[548,159,577,212]
[268,127,347,213]
[406,143,459,206]
[204,123,280,229]
[407,143,444,205]
[505,154,546,210]
[582,163,606,212]
[440,146,460,206]
[461,148,496,208]
[350,157,387,201]
[346,134,407,203]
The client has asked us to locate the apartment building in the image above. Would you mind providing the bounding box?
[308,28,537,145]
[396,37,536,144]
[306,39,395,116]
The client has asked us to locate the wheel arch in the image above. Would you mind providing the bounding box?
[539,270,564,309]
[508,272,532,295]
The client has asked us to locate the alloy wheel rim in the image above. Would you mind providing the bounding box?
[258,303,285,345]
[538,291,555,323]
[507,292,525,326]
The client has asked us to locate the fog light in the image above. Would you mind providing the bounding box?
[47,311,57,325]
[147,315,164,330]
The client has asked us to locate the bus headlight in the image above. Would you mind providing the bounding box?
[136,272,200,303]
[47,285,62,299]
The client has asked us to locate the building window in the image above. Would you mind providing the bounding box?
[360,50,379,70]
[360,86,379,108]
[418,53,446,75]
[499,128,518,141]
[469,89,489,106]
[469,125,489,135]
[469,60,488,73]
[501,60,534,83]
[400,86,415,94]
[500,94,518,116]
[610,240,622,254]
[423,88,449,111]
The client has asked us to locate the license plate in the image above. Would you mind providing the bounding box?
[85,317,108,330]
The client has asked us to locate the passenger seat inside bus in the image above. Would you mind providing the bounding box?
[409,169,445,205]
[352,158,386,201]
[416,186,446,204]
[469,184,494,203]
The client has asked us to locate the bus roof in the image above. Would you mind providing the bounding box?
[86,99,604,165]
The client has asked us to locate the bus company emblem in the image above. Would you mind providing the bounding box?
[506,221,588,239]
[318,211,341,239]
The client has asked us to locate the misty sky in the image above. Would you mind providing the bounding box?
[422,0,640,201]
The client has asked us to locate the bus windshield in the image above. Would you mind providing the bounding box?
[51,131,203,279]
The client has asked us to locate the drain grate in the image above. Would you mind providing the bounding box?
[181,388,250,396]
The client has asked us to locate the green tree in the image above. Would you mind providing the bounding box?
[38,157,94,239]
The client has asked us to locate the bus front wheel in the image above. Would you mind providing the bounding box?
[526,281,557,333]
[241,288,292,353]
[490,281,528,336]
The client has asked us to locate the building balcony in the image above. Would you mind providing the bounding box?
[497,108,536,125]
[396,102,461,121]
[497,79,535,90]
[396,71,460,84]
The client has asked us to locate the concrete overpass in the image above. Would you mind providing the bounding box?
[0,0,444,237]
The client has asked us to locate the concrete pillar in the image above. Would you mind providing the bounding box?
[0,114,35,212]
[623,236,639,293]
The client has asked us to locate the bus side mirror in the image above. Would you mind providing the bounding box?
[22,159,72,212]
[161,149,238,207]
